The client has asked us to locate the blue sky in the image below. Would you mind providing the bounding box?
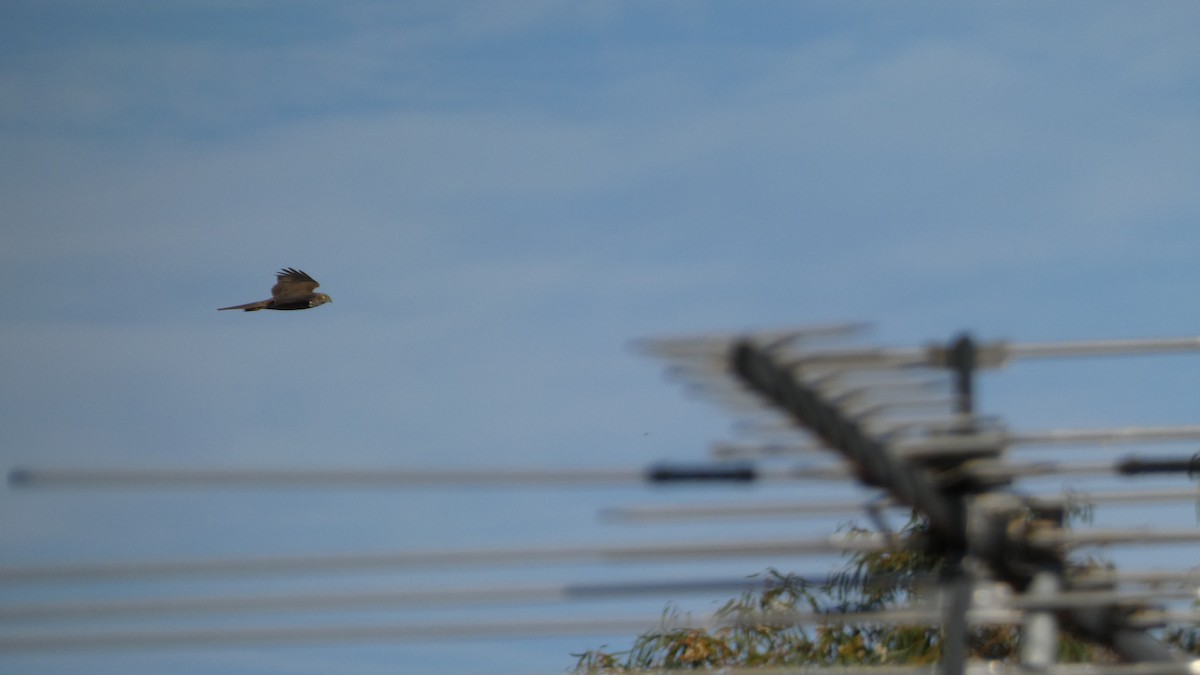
[4,2,1200,673]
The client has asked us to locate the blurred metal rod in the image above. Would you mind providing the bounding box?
[6,587,1193,665]
[1011,587,1200,611]
[775,346,928,369]
[29,452,1191,491]
[1009,425,1200,446]
[604,496,898,523]
[0,616,688,652]
[0,606,1030,653]
[710,441,824,460]
[6,464,852,489]
[609,486,1200,524]
[902,426,1200,461]
[1001,336,1200,362]
[966,456,1200,482]
[0,577,779,622]
[632,322,870,358]
[1041,487,1200,507]
[7,466,642,488]
[960,460,1118,481]
[644,330,1200,374]
[750,335,1200,371]
[1078,569,1200,588]
[0,534,888,583]
[644,328,1200,363]
[1031,527,1200,549]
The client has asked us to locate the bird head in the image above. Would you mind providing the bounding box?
[310,294,332,307]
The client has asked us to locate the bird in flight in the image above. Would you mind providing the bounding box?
[219,268,332,312]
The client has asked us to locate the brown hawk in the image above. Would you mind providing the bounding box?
[219,268,332,311]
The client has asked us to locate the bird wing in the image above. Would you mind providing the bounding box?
[270,268,320,302]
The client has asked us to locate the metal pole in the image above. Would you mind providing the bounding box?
[940,333,977,675]
[940,556,970,675]
[1022,570,1062,670]
[947,333,976,416]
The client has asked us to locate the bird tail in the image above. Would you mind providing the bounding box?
[218,300,271,311]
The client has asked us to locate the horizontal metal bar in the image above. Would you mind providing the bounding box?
[7,466,646,488]
[1002,336,1200,362]
[610,486,1200,524]
[604,496,898,523]
[1035,487,1200,507]
[955,459,1118,481]
[29,602,1200,655]
[964,456,1200,482]
[1009,425,1200,446]
[0,534,888,583]
[716,425,1200,461]
[643,329,1200,379]
[1032,527,1200,548]
[1077,569,1200,588]
[777,346,930,369]
[0,577,779,622]
[0,606,1025,653]
[6,464,858,489]
[758,335,1200,372]
[20,581,1189,631]
[0,616,682,652]
[632,322,869,358]
[710,441,824,459]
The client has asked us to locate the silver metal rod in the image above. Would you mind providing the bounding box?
[1002,336,1200,361]
[1021,571,1061,669]
[1009,425,1200,446]
[779,346,930,369]
[898,426,1200,461]
[608,486,1200,524]
[14,586,1195,648]
[0,534,889,583]
[710,441,824,459]
[0,577,775,622]
[1031,527,1200,548]
[7,466,648,488]
[1021,664,1197,675]
[604,497,899,523]
[0,616,691,652]
[1078,569,1200,588]
[1011,588,1200,611]
[7,464,861,489]
[1034,487,1200,507]
[767,335,1200,371]
[0,606,1027,653]
[961,460,1122,481]
[644,330,1200,374]
[632,322,869,358]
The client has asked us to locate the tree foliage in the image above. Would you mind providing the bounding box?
[571,515,1174,672]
